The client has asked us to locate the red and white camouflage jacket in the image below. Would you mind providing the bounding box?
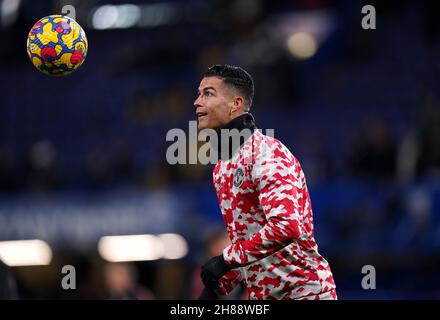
[212,115,336,300]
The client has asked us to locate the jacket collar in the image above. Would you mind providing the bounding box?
[212,113,257,161]
[220,112,256,133]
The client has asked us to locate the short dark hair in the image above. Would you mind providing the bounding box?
[204,64,254,110]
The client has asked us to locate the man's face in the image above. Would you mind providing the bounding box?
[194,76,235,130]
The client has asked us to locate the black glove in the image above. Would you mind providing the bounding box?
[200,254,230,289]
[198,287,218,300]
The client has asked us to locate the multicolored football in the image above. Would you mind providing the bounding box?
[26,15,88,76]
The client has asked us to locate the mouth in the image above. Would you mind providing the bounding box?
[196,112,207,120]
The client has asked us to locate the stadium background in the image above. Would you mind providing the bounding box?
[1,0,440,299]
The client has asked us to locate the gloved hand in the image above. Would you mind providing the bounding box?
[198,287,218,300]
[200,254,230,289]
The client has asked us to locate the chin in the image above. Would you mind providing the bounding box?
[197,120,211,130]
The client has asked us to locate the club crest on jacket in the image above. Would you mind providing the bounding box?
[234,168,245,187]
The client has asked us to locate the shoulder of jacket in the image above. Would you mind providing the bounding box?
[255,131,295,159]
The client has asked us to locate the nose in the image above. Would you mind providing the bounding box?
[194,95,202,108]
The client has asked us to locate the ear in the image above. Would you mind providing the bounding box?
[230,96,245,115]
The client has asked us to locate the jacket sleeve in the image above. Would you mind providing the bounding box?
[215,269,243,295]
[223,142,307,268]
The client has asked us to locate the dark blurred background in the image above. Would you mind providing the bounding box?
[1,0,440,299]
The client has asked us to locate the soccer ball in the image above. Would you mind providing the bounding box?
[27,15,88,76]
